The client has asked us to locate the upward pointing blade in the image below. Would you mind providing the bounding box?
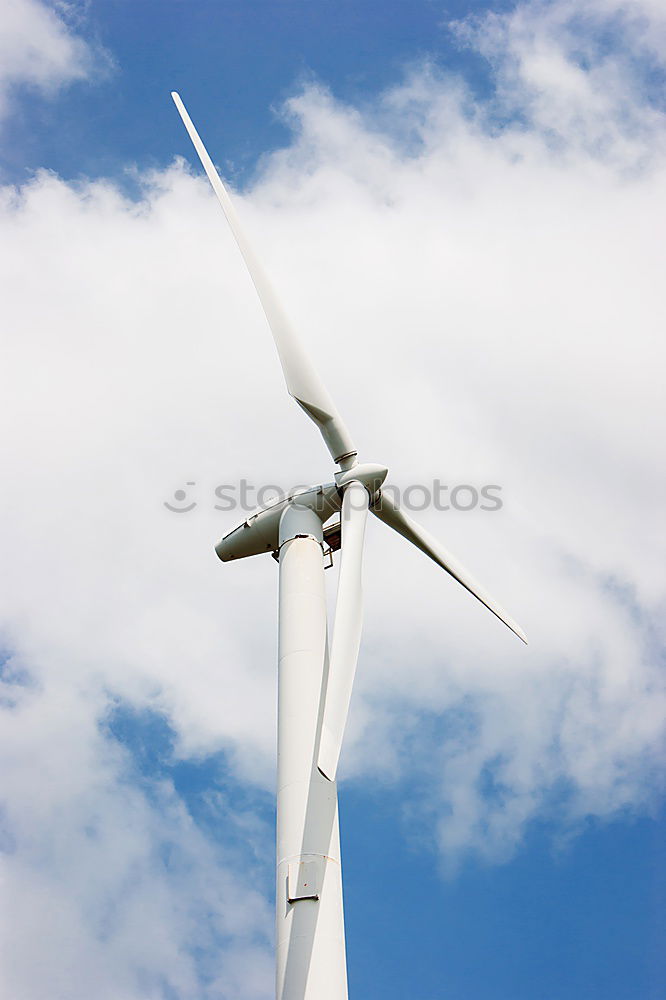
[171,92,357,466]
[318,482,369,781]
[371,491,528,644]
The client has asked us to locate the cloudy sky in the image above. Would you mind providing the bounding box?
[1,1,665,997]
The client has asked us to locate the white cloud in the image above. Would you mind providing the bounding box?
[0,0,106,119]
[449,0,666,172]
[1,0,665,994]
[0,664,273,999]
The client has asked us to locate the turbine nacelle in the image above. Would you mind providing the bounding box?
[215,481,340,562]
[215,464,389,563]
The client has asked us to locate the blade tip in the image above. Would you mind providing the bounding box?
[317,738,338,782]
[502,613,528,645]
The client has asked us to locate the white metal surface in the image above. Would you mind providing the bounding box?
[276,505,348,1000]
[171,92,357,466]
[371,491,528,643]
[215,482,341,562]
[318,482,369,782]
[288,860,319,902]
[215,466,387,563]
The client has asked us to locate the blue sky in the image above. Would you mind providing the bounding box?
[107,703,665,999]
[2,1,512,185]
[1,2,665,999]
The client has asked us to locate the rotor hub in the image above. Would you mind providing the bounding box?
[335,462,388,501]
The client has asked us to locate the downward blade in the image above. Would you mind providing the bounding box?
[318,482,369,781]
[371,491,528,644]
[171,92,356,465]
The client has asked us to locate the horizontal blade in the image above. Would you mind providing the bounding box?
[171,92,357,466]
[318,482,369,781]
[371,491,528,644]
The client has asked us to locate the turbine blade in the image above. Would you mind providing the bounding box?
[371,491,528,644]
[318,482,369,781]
[171,92,357,466]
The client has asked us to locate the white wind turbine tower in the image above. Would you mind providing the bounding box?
[172,92,527,1000]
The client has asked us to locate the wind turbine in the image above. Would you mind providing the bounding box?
[171,92,527,1000]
